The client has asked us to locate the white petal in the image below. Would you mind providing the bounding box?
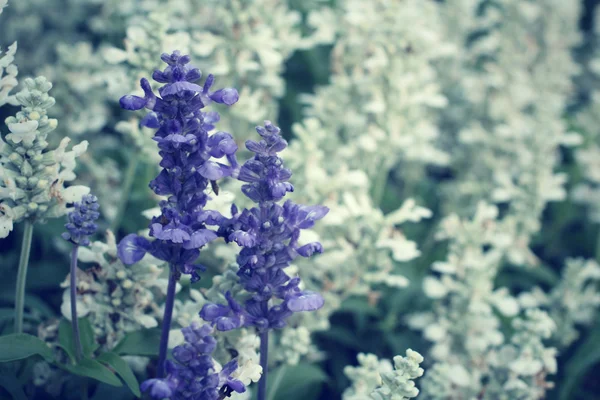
[0,214,13,238]
[8,120,38,134]
[62,185,90,202]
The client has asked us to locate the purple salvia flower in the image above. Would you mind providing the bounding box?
[141,323,246,400]
[116,50,239,378]
[116,50,238,281]
[61,194,100,247]
[200,122,329,400]
[201,121,328,331]
[62,194,100,363]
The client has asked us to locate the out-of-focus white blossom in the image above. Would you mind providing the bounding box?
[60,230,168,349]
[438,0,582,265]
[343,350,424,400]
[0,77,89,237]
[0,41,17,107]
[412,204,558,399]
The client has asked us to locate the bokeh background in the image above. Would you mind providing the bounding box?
[2,0,600,399]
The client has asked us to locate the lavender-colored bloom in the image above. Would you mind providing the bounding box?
[141,323,245,400]
[201,122,328,332]
[116,51,239,282]
[61,194,100,246]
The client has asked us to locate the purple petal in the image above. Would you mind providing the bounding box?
[185,68,202,82]
[140,112,160,128]
[141,379,172,399]
[238,160,263,183]
[241,184,262,203]
[160,81,203,97]
[298,205,329,228]
[229,230,256,247]
[226,378,246,394]
[208,131,238,157]
[271,182,293,198]
[197,210,225,225]
[120,95,147,110]
[200,303,230,321]
[203,111,220,125]
[297,242,323,257]
[216,316,241,331]
[198,161,226,180]
[245,140,265,154]
[152,223,191,243]
[117,234,149,265]
[287,291,324,312]
[210,88,239,105]
[183,229,218,249]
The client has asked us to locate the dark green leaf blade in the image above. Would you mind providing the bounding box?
[113,328,161,357]
[260,363,328,400]
[0,333,54,362]
[79,317,99,356]
[97,352,141,398]
[62,357,122,387]
[59,317,98,361]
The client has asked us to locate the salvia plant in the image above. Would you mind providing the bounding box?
[1,0,600,399]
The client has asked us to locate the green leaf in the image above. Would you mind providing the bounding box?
[560,323,600,400]
[112,328,161,357]
[59,317,99,361]
[97,352,141,398]
[62,357,123,387]
[0,370,28,400]
[259,363,327,400]
[0,333,54,362]
[79,317,99,356]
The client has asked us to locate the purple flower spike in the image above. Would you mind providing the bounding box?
[117,50,239,278]
[142,323,245,399]
[62,194,100,247]
[203,122,328,333]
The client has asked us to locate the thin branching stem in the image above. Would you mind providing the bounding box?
[70,245,83,362]
[14,221,34,334]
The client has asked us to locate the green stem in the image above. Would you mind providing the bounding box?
[371,166,389,207]
[70,245,83,362]
[595,227,600,263]
[81,380,88,400]
[257,330,269,400]
[267,365,286,400]
[110,153,139,233]
[14,221,34,334]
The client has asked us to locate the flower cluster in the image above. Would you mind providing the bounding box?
[519,258,600,348]
[0,76,89,238]
[437,0,582,264]
[200,122,328,333]
[60,230,168,349]
[61,194,99,246]
[343,350,424,400]
[142,322,245,400]
[409,203,559,399]
[117,51,239,281]
[0,39,17,107]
